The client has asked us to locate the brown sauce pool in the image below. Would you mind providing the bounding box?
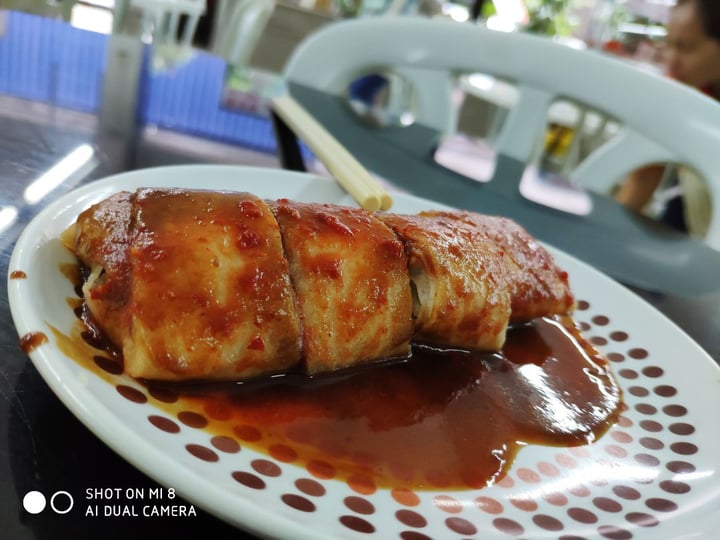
[55,263,622,490]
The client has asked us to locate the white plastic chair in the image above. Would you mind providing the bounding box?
[211,0,276,67]
[283,16,720,251]
[130,0,206,48]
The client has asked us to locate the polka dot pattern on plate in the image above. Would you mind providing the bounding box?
[95,298,708,538]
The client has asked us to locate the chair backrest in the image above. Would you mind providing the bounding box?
[211,0,276,67]
[283,16,720,250]
[131,0,206,48]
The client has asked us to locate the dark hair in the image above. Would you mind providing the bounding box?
[676,0,720,41]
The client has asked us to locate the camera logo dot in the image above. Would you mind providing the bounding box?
[51,491,74,514]
[23,491,46,514]
[23,491,74,514]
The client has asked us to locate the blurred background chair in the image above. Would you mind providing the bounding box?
[130,0,206,48]
[282,15,720,252]
[210,0,276,68]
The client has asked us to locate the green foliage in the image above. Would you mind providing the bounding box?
[337,0,361,17]
[523,0,588,37]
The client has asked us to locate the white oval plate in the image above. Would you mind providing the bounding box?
[8,165,720,539]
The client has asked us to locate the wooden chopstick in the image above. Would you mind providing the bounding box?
[271,94,393,212]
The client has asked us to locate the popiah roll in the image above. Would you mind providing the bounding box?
[63,189,574,381]
[66,189,302,381]
[273,200,413,373]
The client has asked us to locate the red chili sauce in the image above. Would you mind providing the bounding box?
[65,265,622,490]
[20,331,48,353]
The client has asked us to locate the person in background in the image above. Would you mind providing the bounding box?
[615,0,720,237]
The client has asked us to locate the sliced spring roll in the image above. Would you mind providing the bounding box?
[64,189,575,381]
[65,189,302,381]
[419,211,575,322]
[272,200,413,373]
[379,212,513,350]
[62,190,133,349]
